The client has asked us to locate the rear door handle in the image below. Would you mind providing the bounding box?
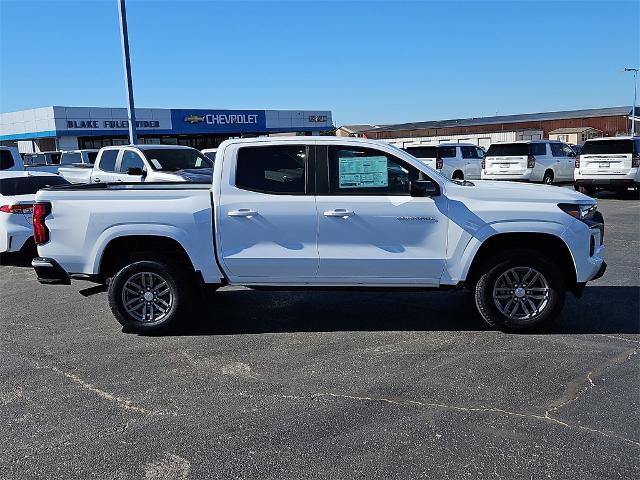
[228,209,257,217]
[324,209,354,217]
[93,178,101,183]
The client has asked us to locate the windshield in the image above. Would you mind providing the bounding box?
[0,176,69,196]
[580,140,634,155]
[143,149,213,171]
[486,143,530,156]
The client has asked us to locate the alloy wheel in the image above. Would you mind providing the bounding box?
[121,271,173,323]
[492,267,550,321]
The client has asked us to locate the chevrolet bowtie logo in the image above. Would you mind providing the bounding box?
[184,115,205,124]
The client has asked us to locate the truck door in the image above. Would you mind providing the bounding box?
[91,149,120,183]
[216,143,319,281]
[315,145,448,284]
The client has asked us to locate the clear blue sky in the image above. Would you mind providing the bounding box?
[1,0,638,125]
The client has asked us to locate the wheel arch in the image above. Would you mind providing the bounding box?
[98,234,197,281]
[464,232,577,293]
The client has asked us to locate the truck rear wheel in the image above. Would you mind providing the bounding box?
[474,249,565,332]
[108,260,190,332]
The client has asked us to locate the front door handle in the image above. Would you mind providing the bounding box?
[228,209,257,217]
[324,209,354,217]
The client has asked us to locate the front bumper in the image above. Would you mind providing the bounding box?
[32,257,71,285]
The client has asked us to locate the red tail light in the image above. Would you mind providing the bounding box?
[32,203,51,245]
[527,155,536,168]
[435,157,443,169]
[575,155,581,168]
[632,153,640,168]
[0,204,34,214]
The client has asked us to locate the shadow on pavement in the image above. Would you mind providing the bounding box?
[0,249,36,267]
[138,285,639,337]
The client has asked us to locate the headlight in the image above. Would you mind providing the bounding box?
[558,202,597,221]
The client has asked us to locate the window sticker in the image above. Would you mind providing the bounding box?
[149,158,162,170]
[338,156,388,188]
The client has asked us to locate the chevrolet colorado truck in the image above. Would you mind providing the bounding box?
[58,144,213,184]
[31,137,606,333]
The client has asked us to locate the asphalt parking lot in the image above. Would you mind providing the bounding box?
[1,194,638,480]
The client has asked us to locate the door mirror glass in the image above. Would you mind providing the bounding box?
[127,167,146,176]
[410,179,438,197]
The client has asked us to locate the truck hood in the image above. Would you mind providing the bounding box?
[447,180,593,204]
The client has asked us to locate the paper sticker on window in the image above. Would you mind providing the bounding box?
[338,156,388,188]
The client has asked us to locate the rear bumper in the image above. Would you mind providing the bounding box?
[575,178,638,187]
[481,169,534,181]
[32,257,71,285]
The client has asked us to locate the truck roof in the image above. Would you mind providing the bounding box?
[101,144,198,151]
[583,136,638,142]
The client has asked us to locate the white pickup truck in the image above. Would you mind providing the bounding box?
[31,137,606,333]
[58,144,213,184]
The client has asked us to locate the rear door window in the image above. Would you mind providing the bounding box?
[461,146,482,159]
[235,145,307,194]
[98,150,118,172]
[438,146,457,158]
[550,143,565,157]
[530,143,547,156]
[61,152,82,165]
[0,150,15,169]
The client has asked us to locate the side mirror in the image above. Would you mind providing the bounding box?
[127,167,146,176]
[410,179,438,197]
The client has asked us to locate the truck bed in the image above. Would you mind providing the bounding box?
[34,182,221,282]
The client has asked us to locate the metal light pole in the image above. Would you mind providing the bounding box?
[624,67,639,136]
[118,0,138,144]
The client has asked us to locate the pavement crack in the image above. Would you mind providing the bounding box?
[36,363,175,417]
[546,347,638,415]
[308,392,640,447]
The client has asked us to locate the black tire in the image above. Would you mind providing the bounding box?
[542,171,554,185]
[108,260,191,332]
[474,249,566,333]
[452,171,464,181]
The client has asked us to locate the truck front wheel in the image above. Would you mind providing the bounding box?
[474,250,566,332]
[108,260,190,332]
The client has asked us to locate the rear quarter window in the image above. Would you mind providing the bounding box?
[438,146,457,158]
[530,143,547,156]
[0,150,15,169]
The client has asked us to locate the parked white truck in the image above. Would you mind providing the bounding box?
[31,137,605,333]
[58,144,213,184]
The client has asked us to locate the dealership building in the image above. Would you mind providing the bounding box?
[0,106,334,153]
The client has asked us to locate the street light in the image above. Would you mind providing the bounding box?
[117,0,138,144]
[624,67,639,137]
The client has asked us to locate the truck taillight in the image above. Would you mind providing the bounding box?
[632,153,640,168]
[575,155,581,168]
[0,204,33,214]
[436,157,443,169]
[32,203,51,245]
[527,155,536,168]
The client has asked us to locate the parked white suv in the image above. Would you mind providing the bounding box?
[403,143,484,180]
[575,136,640,196]
[482,140,575,184]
